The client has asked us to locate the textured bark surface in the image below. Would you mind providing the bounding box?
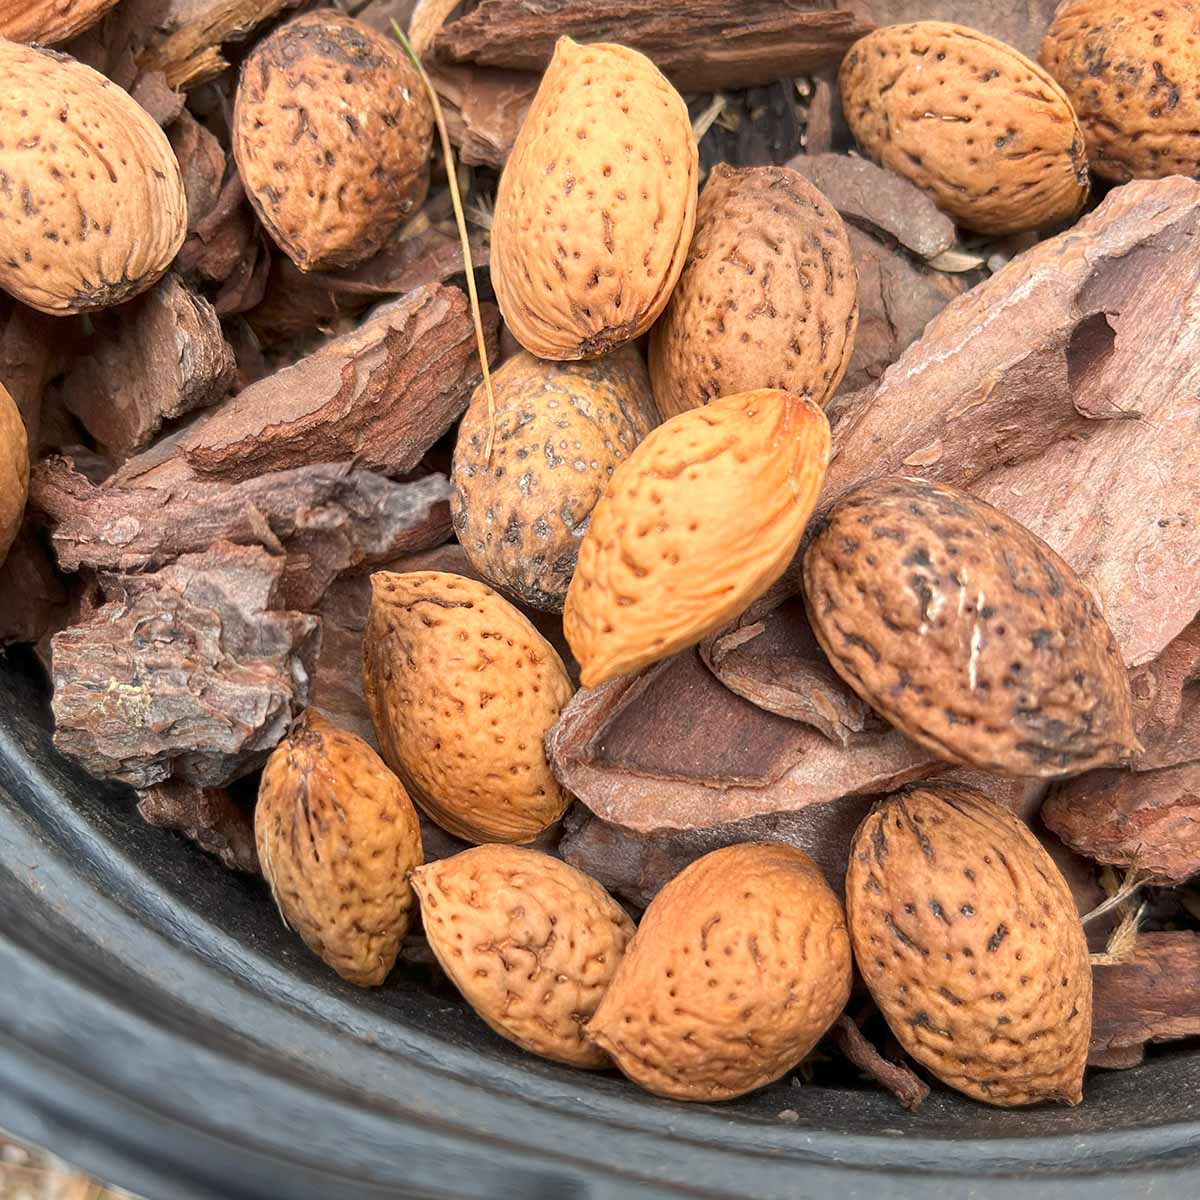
[0,522,69,648]
[137,0,304,88]
[548,648,936,832]
[427,63,537,169]
[51,542,320,788]
[839,225,974,396]
[0,302,61,456]
[787,153,956,260]
[1042,762,1200,884]
[31,457,452,611]
[137,779,260,873]
[826,178,1200,667]
[115,284,495,486]
[249,219,487,344]
[1129,616,1200,772]
[62,273,235,458]
[169,108,226,233]
[1089,932,1200,1067]
[832,1016,929,1112]
[699,572,876,745]
[434,0,873,90]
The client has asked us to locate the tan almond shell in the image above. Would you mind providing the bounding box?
[413,845,635,1067]
[839,21,1089,235]
[451,346,659,613]
[0,382,28,566]
[648,163,858,420]
[586,843,852,1101]
[0,40,186,315]
[846,783,1092,1106]
[1041,0,1200,182]
[361,571,574,843]
[232,10,433,272]
[0,0,120,44]
[564,388,830,688]
[801,476,1139,777]
[256,709,424,987]
[490,36,698,360]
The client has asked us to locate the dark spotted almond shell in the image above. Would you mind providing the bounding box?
[846,783,1092,1106]
[801,476,1139,777]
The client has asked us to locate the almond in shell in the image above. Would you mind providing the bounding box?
[648,163,858,420]
[846,782,1092,1106]
[361,571,574,843]
[564,388,830,688]
[490,36,698,360]
[0,40,187,314]
[256,709,423,987]
[413,844,635,1066]
[802,476,1139,777]
[586,843,852,1100]
[839,22,1089,235]
[0,382,28,566]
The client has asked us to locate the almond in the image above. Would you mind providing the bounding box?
[413,844,635,1066]
[564,388,830,688]
[490,36,697,359]
[846,782,1092,1106]
[802,476,1138,777]
[648,163,858,419]
[586,843,851,1100]
[0,382,28,567]
[840,21,1089,234]
[1041,0,1200,182]
[361,571,574,843]
[233,10,433,272]
[0,39,187,314]
[256,709,423,987]
[0,0,120,45]
[451,346,658,612]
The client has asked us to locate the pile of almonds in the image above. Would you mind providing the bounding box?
[2,0,1199,1114]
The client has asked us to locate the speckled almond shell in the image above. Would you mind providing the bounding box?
[233,10,433,272]
[0,0,120,44]
[451,346,659,613]
[0,382,28,566]
[361,571,574,843]
[801,476,1139,777]
[648,164,858,420]
[586,843,851,1101]
[490,37,698,360]
[413,845,635,1067]
[846,783,1092,1107]
[0,40,186,315]
[839,21,1089,235]
[564,388,830,688]
[256,709,423,987]
[1041,0,1200,182]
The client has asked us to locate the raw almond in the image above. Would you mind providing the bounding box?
[1041,0,1200,181]
[233,10,433,271]
[361,571,574,843]
[490,36,698,359]
[0,382,28,566]
[648,163,858,419]
[413,844,635,1066]
[451,345,658,612]
[587,843,852,1100]
[846,782,1092,1106]
[802,476,1138,777]
[840,21,1089,234]
[0,40,187,314]
[0,0,120,45]
[256,709,423,987]
[564,388,830,688]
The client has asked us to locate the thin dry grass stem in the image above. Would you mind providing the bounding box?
[1081,866,1150,926]
[393,20,497,462]
[691,93,727,142]
[1089,900,1147,966]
